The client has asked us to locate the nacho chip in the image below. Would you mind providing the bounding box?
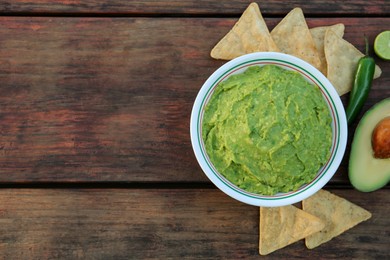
[259,205,325,255]
[325,30,382,96]
[303,189,372,249]
[270,8,322,71]
[210,2,279,60]
[310,23,345,75]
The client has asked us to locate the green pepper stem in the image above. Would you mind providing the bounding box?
[365,36,369,56]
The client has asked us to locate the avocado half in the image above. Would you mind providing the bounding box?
[349,98,390,192]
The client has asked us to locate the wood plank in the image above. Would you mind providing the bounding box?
[0,188,388,258]
[0,0,388,16]
[0,17,389,183]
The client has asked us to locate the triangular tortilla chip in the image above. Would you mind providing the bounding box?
[310,23,345,76]
[324,30,382,96]
[210,2,279,60]
[270,8,322,71]
[303,189,372,249]
[259,205,325,255]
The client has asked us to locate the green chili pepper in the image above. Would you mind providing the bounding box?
[346,38,376,125]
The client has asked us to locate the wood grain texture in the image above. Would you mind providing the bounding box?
[0,0,388,16]
[0,188,388,259]
[0,17,389,183]
[0,2,388,259]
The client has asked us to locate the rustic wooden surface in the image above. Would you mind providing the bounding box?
[0,188,388,259]
[0,0,388,15]
[0,0,389,258]
[0,17,389,183]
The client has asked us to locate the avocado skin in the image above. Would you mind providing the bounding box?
[348,98,390,192]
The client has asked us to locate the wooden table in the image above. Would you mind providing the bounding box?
[0,1,389,258]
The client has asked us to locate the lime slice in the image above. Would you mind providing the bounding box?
[374,31,390,60]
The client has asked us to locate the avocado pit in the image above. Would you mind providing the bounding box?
[372,116,390,159]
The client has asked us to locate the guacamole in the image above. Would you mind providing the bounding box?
[202,65,332,195]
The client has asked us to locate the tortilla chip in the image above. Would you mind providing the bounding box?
[303,189,372,249]
[310,23,345,75]
[270,8,322,71]
[259,205,325,255]
[210,2,279,60]
[325,30,382,96]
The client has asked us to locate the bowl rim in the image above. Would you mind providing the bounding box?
[190,52,347,207]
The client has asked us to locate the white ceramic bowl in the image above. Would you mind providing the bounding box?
[190,52,347,207]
